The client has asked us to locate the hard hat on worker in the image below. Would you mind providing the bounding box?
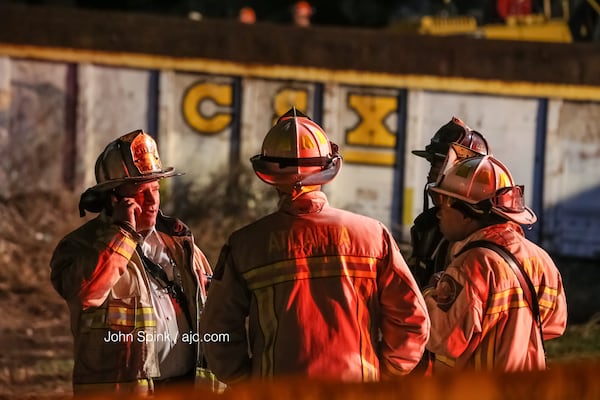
[413,116,490,162]
[428,155,536,225]
[251,108,342,188]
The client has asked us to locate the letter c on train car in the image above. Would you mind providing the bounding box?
[182,82,232,134]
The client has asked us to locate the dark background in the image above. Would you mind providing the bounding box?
[1,0,599,40]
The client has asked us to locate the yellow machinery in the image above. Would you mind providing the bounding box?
[416,0,575,43]
[482,14,572,43]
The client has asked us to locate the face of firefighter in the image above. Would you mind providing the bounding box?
[113,180,161,232]
[435,195,480,241]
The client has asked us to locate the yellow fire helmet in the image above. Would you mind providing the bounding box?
[251,108,342,188]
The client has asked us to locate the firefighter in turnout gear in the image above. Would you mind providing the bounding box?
[50,130,213,395]
[200,108,430,383]
[424,155,567,372]
[408,116,491,289]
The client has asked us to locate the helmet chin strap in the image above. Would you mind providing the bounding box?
[422,182,430,212]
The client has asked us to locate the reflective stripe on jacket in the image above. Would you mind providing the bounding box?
[200,191,429,383]
[424,222,567,372]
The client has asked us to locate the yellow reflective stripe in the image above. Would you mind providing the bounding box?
[248,269,377,291]
[83,306,157,329]
[486,287,528,315]
[539,286,559,310]
[539,298,556,309]
[540,286,558,296]
[435,354,456,368]
[107,306,157,328]
[486,325,497,370]
[474,346,481,370]
[357,280,377,381]
[255,286,277,377]
[487,299,528,314]
[244,255,377,280]
[109,234,137,259]
[243,256,377,291]
[73,379,152,394]
[474,323,497,370]
[487,285,560,316]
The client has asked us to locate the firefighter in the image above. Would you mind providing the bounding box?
[424,155,567,372]
[50,130,213,395]
[408,117,491,289]
[200,108,430,383]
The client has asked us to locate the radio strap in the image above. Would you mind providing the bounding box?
[458,240,545,353]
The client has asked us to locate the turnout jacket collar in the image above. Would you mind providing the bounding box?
[278,190,327,215]
[450,221,525,257]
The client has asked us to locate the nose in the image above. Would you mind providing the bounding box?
[143,189,158,206]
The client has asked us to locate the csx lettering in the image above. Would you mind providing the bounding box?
[347,94,397,148]
[343,93,398,166]
[182,82,232,134]
[273,88,309,125]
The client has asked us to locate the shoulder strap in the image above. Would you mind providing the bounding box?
[458,240,545,352]
[136,246,193,328]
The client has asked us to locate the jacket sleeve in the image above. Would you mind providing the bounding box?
[50,224,140,309]
[192,244,213,304]
[199,243,251,384]
[378,227,430,378]
[537,250,568,340]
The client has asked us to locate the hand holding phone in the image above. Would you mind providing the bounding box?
[111,193,142,231]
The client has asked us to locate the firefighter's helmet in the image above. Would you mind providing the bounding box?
[91,129,180,192]
[251,108,342,188]
[429,155,536,225]
[412,116,490,161]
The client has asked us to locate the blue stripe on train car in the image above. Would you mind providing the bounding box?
[391,89,408,242]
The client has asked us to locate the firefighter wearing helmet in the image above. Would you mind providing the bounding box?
[50,130,214,395]
[200,108,430,383]
[408,117,491,290]
[423,155,567,372]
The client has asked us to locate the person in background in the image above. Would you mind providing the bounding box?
[50,130,213,396]
[200,108,429,384]
[293,0,313,27]
[408,117,491,289]
[407,117,491,375]
[424,154,567,372]
[238,6,257,24]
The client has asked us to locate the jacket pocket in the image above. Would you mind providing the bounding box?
[106,297,138,333]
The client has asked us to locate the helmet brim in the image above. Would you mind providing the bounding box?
[411,149,429,159]
[412,149,446,160]
[251,155,342,187]
[492,207,537,226]
[429,186,538,226]
[87,168,182,192]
